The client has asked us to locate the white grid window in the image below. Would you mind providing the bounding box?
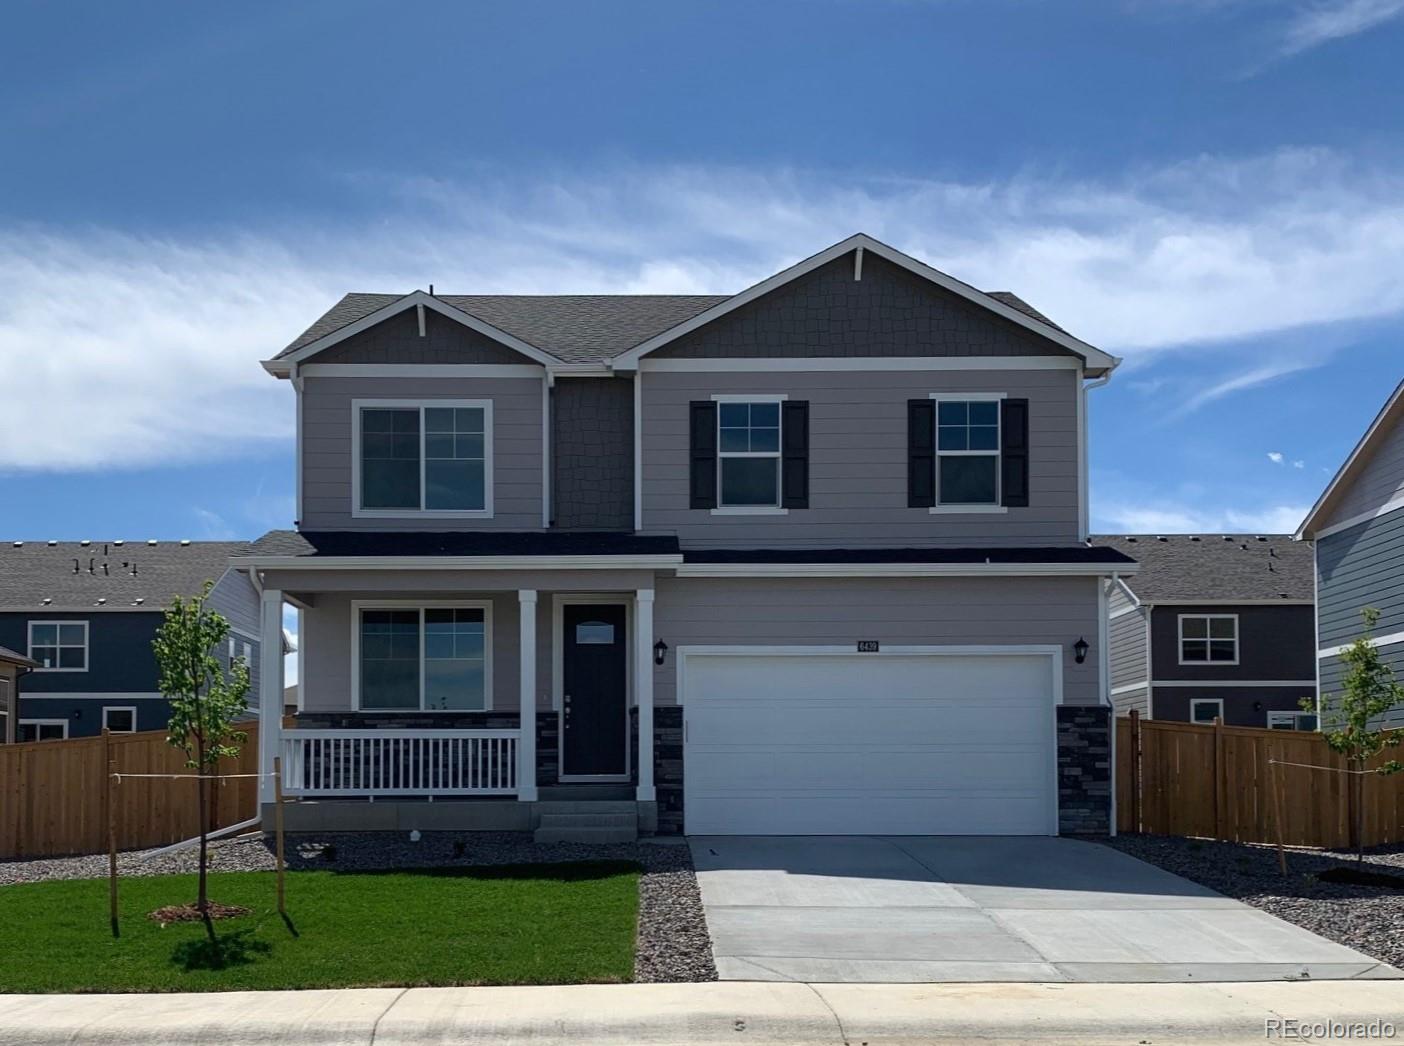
[28,621,88,672]
[354,400,492,517]
[717,401,781,508]
[935,398,1001,506]
[1179,614,1238,664]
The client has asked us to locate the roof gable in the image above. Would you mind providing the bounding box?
[1298,380,1404,539]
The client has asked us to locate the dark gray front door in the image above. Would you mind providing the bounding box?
[561,603,628,777]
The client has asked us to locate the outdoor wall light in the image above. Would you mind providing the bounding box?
[653,639,669,666]
[1072,637,1089,665]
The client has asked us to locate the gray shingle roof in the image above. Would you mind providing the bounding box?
[0,540,250,609]
[279,287,1066,367]
[1091,534,1314,602]
[0,644,36,667]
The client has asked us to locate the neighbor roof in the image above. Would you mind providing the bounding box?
[1091,535,1314,602]
[271,234,1110,372]
[0,644,37,668]
[1297,380,1404,539]
[0,540,250,609]
[236,530,681,559]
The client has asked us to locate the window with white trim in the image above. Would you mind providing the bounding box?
[717,400,781,507]
[103,707,137,733]
[1189,698,1223,724]
[357,605,490,711]
[28,620,88,672]
[1179,614,1238,664]
[355,401,491,516]
[19,720,67,741]
[1267,710,1318,731]
[936,398,1000,505]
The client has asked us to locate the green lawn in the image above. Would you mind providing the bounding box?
[0,861,639,993]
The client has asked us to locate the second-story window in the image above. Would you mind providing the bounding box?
[717,400,782,507]
[28,620,88,672]
[936,398,1000,506]
[355,400,492,516]
[1179,614,1238,664]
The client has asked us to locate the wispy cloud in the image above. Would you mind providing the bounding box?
[1293,459,1306,468]
[1280,0,1404,56]
[3,148,1404,471]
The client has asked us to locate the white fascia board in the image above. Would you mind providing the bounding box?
[299,364,545,379]
[1308,494,1404,541]
[1141,599,1315,606]
[609,233,1119,374]
[674,561,1139,579]
[638,356,1084,373]
[1297,380,1404,539]
[239,554,684,572]
[1318,630,1404,658]
[263,291,561,374]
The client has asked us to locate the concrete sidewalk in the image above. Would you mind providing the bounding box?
[2,981,1403,1045]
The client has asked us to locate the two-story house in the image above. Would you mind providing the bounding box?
[237,234,1136,840]
[1298,380,1404,727]
[1095,535,1316,728]
[0,540,264,740]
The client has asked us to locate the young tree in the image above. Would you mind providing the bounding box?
[155,581,250,916]
[1315,608,1404,862]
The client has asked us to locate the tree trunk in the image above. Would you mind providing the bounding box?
[197,739,209,912]
[1356,760,1366,865]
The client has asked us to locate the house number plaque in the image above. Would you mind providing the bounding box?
[856,640,880,652]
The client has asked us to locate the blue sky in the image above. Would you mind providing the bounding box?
[3,0,1403,553]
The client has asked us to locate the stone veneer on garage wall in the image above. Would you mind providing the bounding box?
[1056,705,1111,835]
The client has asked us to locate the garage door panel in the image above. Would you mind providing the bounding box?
[683,650,1057,836]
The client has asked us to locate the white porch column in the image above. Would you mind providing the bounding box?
[635,588,655,802]
[517,590,538,801]
[257,588,284,807]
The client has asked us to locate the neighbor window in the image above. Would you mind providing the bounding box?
[1189,698,1223,725]
[356,401,491,515]
[935,398,1000,505]
[717,400,781,507]
[28,620,88,672]
[103,707,137,733]
[1179,614,1238,664]
[18,720,67,741]
[357,604,489,711]
[1268,710,1318,731]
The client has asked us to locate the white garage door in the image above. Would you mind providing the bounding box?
[683,649,1057,836]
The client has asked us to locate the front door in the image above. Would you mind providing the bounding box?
[561,603,629,777]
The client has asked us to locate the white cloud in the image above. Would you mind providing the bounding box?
[3,148,1404,471]
[1280,0,1404,55]
[1267,451,1285,464]
[1293,459,1305,468]
[1098,500,1310,534]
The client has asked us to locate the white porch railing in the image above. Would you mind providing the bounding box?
[279,729,519,797]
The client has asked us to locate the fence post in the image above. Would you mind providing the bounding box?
[1213,716,1225,841]
[1270,745,1288,874]
[104,728,118,936]
[273,755,286,915]
[1129,710,1142,834]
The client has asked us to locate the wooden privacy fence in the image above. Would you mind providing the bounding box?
[0,724,262,860]
[1117,712,1404,848]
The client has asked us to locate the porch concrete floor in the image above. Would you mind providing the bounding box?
[688,836,1400,983]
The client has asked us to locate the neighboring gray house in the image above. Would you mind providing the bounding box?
[0,541,263,739]
[1095,535,1316,729]
[238,233,1136,841]
[1298,380,1404,728]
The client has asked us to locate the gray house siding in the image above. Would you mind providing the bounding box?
[299,375,545,531]
[207,568,263,705]
[651,252,1077,361]
[1321,414,1404,529]
[309,307,534,366]
[551,376,634,530]
[1108,587,1149,717]
[640,367,1081,548]
[652,575,1101,706]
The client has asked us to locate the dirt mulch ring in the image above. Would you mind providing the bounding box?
[148,902,252,924]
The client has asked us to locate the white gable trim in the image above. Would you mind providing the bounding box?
[263,291,560,375]
[608,233,1119,375]
[1297,380,1404,539]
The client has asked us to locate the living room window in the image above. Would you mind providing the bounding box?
[354,400,492,517]
[933,396,1002,507]
[1179,614,1238,664]
[28,620,88,672]
[355,603,491,711]
[716,397,783,509]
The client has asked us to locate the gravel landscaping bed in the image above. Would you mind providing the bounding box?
[1104,834,1404,969]
[0,832,716,983]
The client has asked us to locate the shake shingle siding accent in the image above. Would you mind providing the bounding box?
[310,306,537,366]
[299,375,544,531]
[642,368,1080,548]
[551,377,634,530]
[649,253,1079,361]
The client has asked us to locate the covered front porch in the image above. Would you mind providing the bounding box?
[246,551,677,837]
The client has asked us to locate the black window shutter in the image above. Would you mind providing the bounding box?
[907,399,936,508]
[689,400,718,509]
[1001,398,1030,508]
[781,400,809,509]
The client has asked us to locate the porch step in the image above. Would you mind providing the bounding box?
[534,826,638,844]
[533,804,639,844]
[534,800,638,816]
[537,812,636,830]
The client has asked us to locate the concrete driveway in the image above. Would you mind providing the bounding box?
[689,836,1399,983]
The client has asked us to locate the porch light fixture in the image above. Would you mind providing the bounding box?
[1072,637,1089,665]
[653,639,669,666]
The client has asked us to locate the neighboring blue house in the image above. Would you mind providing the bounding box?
[0,540,264,740]
[1298,380,1404,728]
